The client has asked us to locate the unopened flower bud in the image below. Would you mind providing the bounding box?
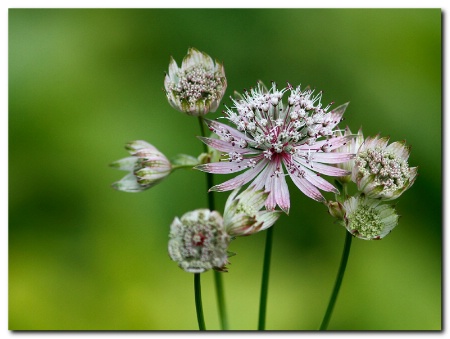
[327,201,345,220]
[352,135,418,200]
[110,140,171,192]
[342,195,399,240]
[164,48,227,116]
[223,187,281,236]
[168,209,230,273]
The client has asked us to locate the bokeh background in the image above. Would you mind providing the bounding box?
[9,9,441,330]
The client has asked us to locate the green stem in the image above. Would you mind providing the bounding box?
[319,229,353,330]
[194,273,206,331]
[198,116,228,330]
[258,226,274,330]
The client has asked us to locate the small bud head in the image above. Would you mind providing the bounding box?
[168,209,230,273]
[111,141,172,192]
[164,48,227,116]
[342,195,399,240]
[223,187,281,236]
[352,135,417,200]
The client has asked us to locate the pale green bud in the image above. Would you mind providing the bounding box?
[342,195,399,240]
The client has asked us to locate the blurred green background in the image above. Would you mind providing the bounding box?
[9,9,441,330]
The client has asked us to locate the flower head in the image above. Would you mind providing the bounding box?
[110,140,172,192]
[164,47,227,116]
[223,187,281,236]
[196,82,355,213]
[168,209,230,273]
[341,195,399,240]
[352,135,418,200]
[333,126,364,184]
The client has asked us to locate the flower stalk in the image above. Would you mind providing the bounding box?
[258,226,274,330]
[194,273,206,331]
[198,116,228,330]
[319,229,353,330]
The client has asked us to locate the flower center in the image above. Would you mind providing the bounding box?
[218,83,337,156]
[347,204,383,239]
[169,65,224,105]
[355,147,410,192]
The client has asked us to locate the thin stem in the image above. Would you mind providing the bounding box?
[194,273,206,331]
[198,116,227,330]
[319,230,353,330]
[258,226,274,330]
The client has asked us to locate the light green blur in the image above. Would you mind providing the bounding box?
[9,9,441,330]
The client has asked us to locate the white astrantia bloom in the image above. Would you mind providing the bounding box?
[342,195,399,240]
[352,135,418,200]
[168,209,230,273]
[196,81,355,213]
[223,187,281,236]
[110,140,172,192]
[164,47,227,116]
[333,126,364,184]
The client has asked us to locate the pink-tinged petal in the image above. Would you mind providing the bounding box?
[311,152,355,164]
[110,157,138,171]
[409,166,419,181]
[305,135,355,152]
[275,172,290,214]
[375,136,390,150]
[301,166,339,193]
[361,135,380,150]
[196,157,259,174]
[385,140,410,159]
[167,56,179,81]
[250,160,274,191]
[209,160,266,192]
[204,119,252,142]
[326,102,349,129]
[294,158,350,176]
[182,48,207,70]
[289,172,325,202]
[265,182,277,211]
[197,136,258,154]
[258,211,282,231]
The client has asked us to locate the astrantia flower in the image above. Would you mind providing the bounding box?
[110,140,172,192]
[196,82,355,213]
[333,126,364,184]
[223,187,281,236]
[168,209,230,273]
[352,135,418,200]
[164,47,227,116]
[341,195,399,240]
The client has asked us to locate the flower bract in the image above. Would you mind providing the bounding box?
[164,47,227,116]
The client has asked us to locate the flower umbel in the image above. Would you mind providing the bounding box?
[164,47,227,116]
[341,195,399,240]
[168,209,230,273]
[110,140,172,192]
[196,82,355,213]
[223,187,281,236]
[352,135,418,200]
